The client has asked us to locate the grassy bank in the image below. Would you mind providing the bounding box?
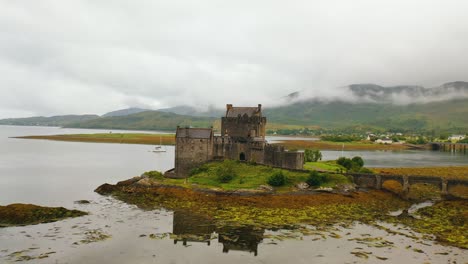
[15,133,175,145]
[276,140,410,151]
[144,161,350,192]
[0,204,87,227]
[304,160,345,172]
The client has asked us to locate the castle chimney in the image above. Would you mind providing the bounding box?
[258,104,262,111]
[226,104,233,117]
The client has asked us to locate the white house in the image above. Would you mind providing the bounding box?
[448,135,466,141]
[375,138,393,144]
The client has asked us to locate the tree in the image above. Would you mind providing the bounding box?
[268,170,287,186]
[304,149,322,162]
[337,156,365,172]
[306,170,327,186]
[351,156,364,168]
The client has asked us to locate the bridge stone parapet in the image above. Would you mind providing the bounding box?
[428,142,468,154]
[345,172,468,199]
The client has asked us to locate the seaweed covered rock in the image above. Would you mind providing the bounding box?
[0,204,87,227]
[95,183,119,195]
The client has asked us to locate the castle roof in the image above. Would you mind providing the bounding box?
[176,127,212,139]
[226,105,262,118]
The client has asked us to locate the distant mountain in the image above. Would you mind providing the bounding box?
[102,107,151,117]
[64,111,216,131]
[158,105,222,117]
[2,82,467,134]
[0,115,99,127]
[264,98,468,133]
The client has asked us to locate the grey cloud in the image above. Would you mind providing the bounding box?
[1,0,467,118]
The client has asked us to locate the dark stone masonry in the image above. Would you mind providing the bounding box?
[165,104,304,178]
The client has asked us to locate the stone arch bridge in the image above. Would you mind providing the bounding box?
[345,173,468,198]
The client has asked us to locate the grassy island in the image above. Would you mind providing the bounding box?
[138,160,351,192]
[0,204,87,227]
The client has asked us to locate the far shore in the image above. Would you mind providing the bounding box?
[14,133,413,150]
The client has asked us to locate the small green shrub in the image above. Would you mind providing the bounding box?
[190,164,209,176]
[304,149,322,162]
[351,156,364,168]
[337,156,365,172]
[337,157,353,170]
[267,170,287,186]
[216,160,237,183]
[306,170,328,186]
[142,171,164,180]
[359,167,374,174]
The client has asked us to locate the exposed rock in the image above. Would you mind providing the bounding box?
[116,176,142,186]
[296,182,310,190]
[0,204,87,227]
[258,185,274,192]
[95,183,118,195]
[74,200,91,204]
[315,187,334,193]
[336,184,357,192]
[136,178,157,187]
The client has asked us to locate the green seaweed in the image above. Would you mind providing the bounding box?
[0,204,87,227]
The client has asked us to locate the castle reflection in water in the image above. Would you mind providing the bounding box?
[172,211,264,256]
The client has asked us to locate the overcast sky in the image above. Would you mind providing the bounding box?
[1,0,467,118]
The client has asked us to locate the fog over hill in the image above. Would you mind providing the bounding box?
[284,81,468,105]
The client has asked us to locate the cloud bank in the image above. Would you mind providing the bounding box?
[1,0,468,118]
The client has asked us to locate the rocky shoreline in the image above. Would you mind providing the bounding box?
[95,174,357,198]
[0,204,87,227]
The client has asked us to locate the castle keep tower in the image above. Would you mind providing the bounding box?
[165,104,304,178]
[221,104,266,140]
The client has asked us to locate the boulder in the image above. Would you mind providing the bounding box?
[136,177,155,187]
[258,185,274,192]
[116,176,142,186]
[296,182,310,190]
[95,183,118,195]
[74,200,91,204]
[336,184,357,192]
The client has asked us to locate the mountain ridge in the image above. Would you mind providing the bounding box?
[1,82,467,133]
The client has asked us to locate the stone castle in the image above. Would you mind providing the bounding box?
[165,104,304,178]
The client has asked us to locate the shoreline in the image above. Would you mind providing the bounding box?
[14,133,416,151]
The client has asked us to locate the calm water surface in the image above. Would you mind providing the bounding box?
[0,126,466,263]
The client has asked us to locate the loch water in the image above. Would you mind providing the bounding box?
[0,126,466,263]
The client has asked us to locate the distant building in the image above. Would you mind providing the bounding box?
[366,133,376,141]
[448,135,466,141]
[165,104,304,178]
[375,138,393,144]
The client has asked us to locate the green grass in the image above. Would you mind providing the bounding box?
[148,161,351,191]
[189,162,310,191]
[304,160,345,172]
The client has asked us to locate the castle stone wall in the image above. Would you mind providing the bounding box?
[221,116,266,139]
[168,104,304,178]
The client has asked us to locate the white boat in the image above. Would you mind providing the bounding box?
[152,136,166,152]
